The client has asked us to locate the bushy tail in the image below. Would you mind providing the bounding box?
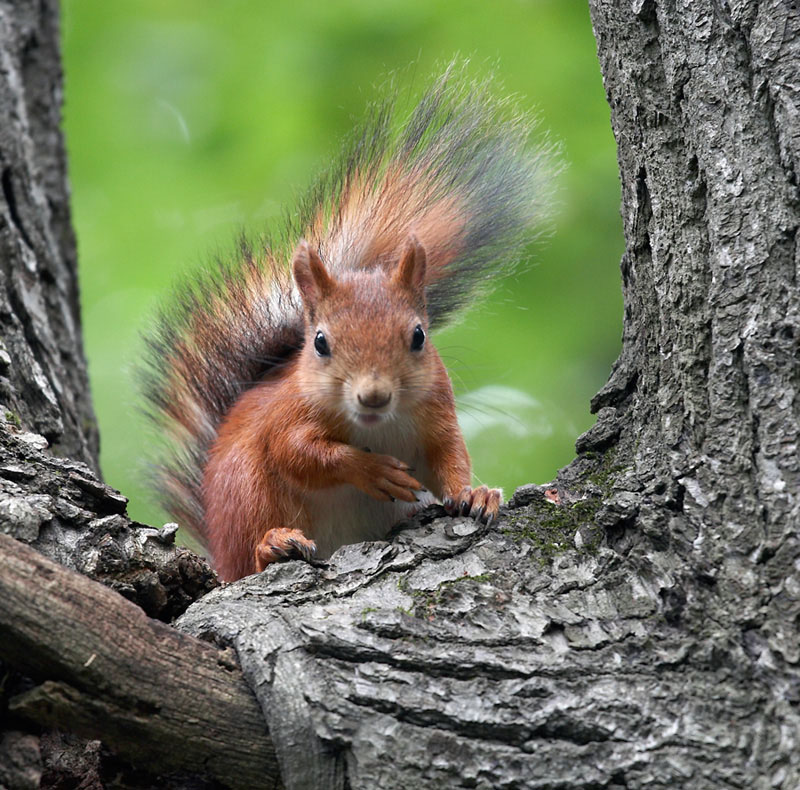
[295,61,554,322]
[141,61,555,544]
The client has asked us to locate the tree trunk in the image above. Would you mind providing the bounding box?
[0,0,97,471]
[3,1,799,789]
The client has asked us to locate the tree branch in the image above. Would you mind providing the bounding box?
[0,533,282,790]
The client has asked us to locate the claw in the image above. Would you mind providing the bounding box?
[256,527,317,571]
[460,500,471,516]
[287,537,316,560]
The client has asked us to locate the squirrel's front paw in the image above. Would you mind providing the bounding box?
[355,453,423,503]
[443,485,502,526]
[255,527,317,571]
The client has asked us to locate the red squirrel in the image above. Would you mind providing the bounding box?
[142,64,551,582]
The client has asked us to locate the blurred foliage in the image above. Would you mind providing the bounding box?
[61,0,623,529]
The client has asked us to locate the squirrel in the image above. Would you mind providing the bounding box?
[141,63,552,582]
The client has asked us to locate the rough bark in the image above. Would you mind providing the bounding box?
[0,416,218,620]
[3,1,800,789]
[0,533,280,790]
[0,329,221,786]
[0,0,97,471]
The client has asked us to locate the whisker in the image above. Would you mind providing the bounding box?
[456,399,530,432]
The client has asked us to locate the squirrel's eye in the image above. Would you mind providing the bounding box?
[410,324,426,352]
[314,330,331,357]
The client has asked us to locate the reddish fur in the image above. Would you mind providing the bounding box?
[307,169,466,284]
[202,242,494,582]
[145,70,547,565]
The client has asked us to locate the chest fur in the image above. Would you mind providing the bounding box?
[303,418,436,558]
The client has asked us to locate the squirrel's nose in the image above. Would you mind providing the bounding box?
[357,389,392,409]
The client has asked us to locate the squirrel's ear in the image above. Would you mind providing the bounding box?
[293,241,333,308]
[393,235,427,306]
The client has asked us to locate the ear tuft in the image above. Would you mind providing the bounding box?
[293,240,333,309]
[393,234,427,305]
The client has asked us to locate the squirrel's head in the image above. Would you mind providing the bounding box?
[292,237,434,429]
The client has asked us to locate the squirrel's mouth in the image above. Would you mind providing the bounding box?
[355,413,385,427]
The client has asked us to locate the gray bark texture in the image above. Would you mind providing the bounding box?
[1,1,799,789]
[0,0,97,471]
[0,533,279,789]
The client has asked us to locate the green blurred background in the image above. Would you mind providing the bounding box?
[61,0,623,531]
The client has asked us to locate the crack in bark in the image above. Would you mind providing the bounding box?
[1,167,33,250]
[307,639,535,682]
[345,692,614,748]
